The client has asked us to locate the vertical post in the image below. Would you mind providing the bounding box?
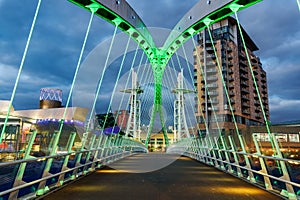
[91,134,104,169]
[271,133,296,199]
[70,133,88,180]
[228,135,242,177]
[83,134,96,174]
[36,131,60,195]
[252,134,273,191]
[56,132,76,186]
[9,131,37,200]
[214,137,225,170]
[238,134,255,182]
[220,136,232,172]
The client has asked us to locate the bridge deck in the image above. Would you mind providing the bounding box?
[43,154,282,200]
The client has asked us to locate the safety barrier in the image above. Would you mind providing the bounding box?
[0,132,147,200]
[167,134,300,200]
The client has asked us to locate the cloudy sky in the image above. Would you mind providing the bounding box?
[0,0,299,124]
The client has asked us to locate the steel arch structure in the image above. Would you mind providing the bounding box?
[69,0,262,145]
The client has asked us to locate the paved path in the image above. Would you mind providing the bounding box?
[43,153,282,200]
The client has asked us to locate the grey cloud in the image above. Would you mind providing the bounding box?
[0,0,299,123]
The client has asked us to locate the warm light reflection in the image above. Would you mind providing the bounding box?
[190,186,266,195]
[178,157,190,160]
[69,186,106,192]
[96,169,126,173]
[205,177,236,182]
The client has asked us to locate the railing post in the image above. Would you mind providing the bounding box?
[252,134,273,191]
[56,132,76,187]
[271,133,296,199]
[213,137,225,170]
[100,136,108,157]
[83,134,96,174]
[91,134,104,169]
[208,136,218,167]
[70,132,88,180]
[36,131,60,196]
[9,131,37,200]
[238,134,255,183]
[220,136,232,173]
[228,135,242,177]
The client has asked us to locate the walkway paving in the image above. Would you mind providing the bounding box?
[43,153,282,200]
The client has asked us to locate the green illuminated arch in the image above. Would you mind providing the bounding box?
[69,0,262,145]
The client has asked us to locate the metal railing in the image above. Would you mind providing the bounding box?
[167,133,300,200]
[0,131,147,200]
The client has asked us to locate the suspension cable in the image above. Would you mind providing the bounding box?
[1,0,42,143]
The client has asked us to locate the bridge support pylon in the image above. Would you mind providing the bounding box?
[173,69,194,142]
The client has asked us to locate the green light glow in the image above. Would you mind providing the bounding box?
[60,7,98,134]
[233,11,272,140]
[0,0,42,143]
[297,0,300,11]
[233,11,279,169]
[70,0,262,145]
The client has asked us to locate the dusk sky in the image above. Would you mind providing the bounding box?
[0,0,299,124]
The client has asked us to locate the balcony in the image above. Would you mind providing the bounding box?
[206,61,216,66]
[239,53,246,60]
[240,60,247,66]
[206,47,214,52]
[205,40,215,45]
[255,114,261,119]
[240,74,248,80]
[206,68,217,73]
[255,107,261,113]
[254,100,260,106]
[207,76,218,82]
[229,91,235,96]
[228,76,234,82]
[210,98,219,104]
[227,47,232,52]
[228,69,233,74]
[207,83,218,88]
[240,65,248,73]
[251,56,258,63]
[228,83,234,89]
[242,95,249,100]
[207,54,216,59]
[208,91,218,96]
[228,62,233,66]
[241,88,249,94]
[241,81,248,87]
[228,55,233,60]
[242,102,250,108]
[230,98,235,104]
[242,109,250,115]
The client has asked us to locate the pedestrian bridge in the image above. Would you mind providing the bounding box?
[41,154,281,200]
[0,0,299,200]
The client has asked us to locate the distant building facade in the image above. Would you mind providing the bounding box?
[194,17,270,135]
[114,110,129,130]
